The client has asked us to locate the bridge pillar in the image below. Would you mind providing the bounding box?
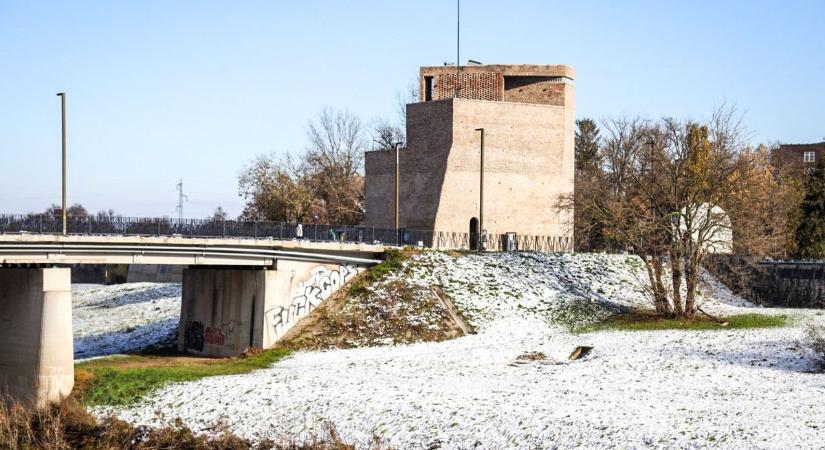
[0,268,74,406]
[179,262,362,357]
[178,267,272,357]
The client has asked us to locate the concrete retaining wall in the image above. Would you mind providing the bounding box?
[705,256,825,308]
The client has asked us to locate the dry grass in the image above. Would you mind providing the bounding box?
[804,325,825,369]
[0,397,378,449]
[516,351,547,361]
[282,280,465,350]
[281,249,469,350]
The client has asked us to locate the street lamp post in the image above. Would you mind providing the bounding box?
[475,128,484,251]
[56,92,67,235]
[395,141,401,232]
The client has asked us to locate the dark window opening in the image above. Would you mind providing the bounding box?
[425,76,434,101]
[469,217,479,251]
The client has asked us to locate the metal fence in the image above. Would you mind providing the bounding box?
[0,214,572,252]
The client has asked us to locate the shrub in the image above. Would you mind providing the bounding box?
[804,325,825,368]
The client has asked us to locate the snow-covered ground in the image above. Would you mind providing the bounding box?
[89,253,825,449]
[73,282,181,359]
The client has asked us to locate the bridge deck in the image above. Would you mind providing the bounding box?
[0,234,385,266]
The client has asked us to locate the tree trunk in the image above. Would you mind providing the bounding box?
[652,256,672,315]
[683,252,701,317]
[644,255,671,315]
[669,247,684,317]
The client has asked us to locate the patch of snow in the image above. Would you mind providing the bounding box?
[72,283,105,292]
[72,283,180,359]
[97,253,825,449]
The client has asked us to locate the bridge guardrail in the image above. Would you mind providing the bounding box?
[0,214,571,252]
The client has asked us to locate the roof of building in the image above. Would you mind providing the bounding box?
[419,64,575,80]
[778,142,825,152]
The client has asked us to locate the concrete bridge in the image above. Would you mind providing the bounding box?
[0,234,384,406]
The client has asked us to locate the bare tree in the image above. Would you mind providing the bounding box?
[579,108,768,318]
[238,108,368,225]
[395,75,420,138]
[95,209,121,221]
[209,207,228,222]
[44,203,88,220]
[238,155,316,222]
[372,117,405,152]
[302,108,367,224]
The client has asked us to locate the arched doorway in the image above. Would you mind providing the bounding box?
[469,217,479,251]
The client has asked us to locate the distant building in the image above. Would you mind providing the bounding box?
[364,64,575,249]
[774,142,825,169]
[680,203,733,255]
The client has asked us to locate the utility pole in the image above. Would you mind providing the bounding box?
[176,179,188,221]
[395,141,401,231]
[56,92,67,235]
[475,128,484,251]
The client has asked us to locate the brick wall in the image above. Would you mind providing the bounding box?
[431,72,504,101]
[503,76,567,106]
[420,64,574,106]
[365,97,575,238]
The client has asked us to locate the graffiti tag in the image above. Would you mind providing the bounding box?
[204,326,225,345]
[265,264,359,339]
[184,320,205,352]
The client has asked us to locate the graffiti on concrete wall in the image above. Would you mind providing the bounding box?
[184,320,204,352]
[185,320,227,351]
[204,326,225,345]
[265,264,360,339]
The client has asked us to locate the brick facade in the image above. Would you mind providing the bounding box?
[775,142,825,167]
[366,64,575,241]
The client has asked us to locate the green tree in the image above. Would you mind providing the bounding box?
[570,118,611,251]
[575,118,601,173]
[795,160,825,258]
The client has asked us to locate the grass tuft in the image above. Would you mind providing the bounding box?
[582,312,788,333]
[347,248,408,297]
[76,348,291,406]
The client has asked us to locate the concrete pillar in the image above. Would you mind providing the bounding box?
[0,268,74,406]
[179,267,271,357]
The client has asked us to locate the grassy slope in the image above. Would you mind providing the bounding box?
[346,247,405,296]
[280,248,465,350]
[76,348,292,406]
[583,312,788,332]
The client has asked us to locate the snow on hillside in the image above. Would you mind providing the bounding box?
[95,252,825,449]
[73,283,180,359]
[403,252,651,331]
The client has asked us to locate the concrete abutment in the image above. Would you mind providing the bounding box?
[0,267,74,406]
[178,261,362,357]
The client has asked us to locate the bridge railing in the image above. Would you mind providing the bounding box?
[0,214,572,252]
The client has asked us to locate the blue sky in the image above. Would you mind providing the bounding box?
[1,1,823,218]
